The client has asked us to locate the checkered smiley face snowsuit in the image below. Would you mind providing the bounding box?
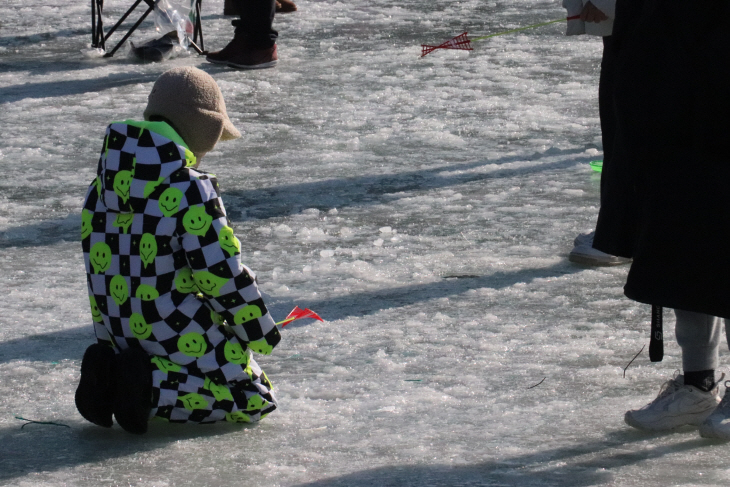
[82,120,280,424]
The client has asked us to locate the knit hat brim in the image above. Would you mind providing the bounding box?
[143,66,241,153]
[220,117,242,141]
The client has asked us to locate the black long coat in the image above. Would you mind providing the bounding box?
[593,0,730,319]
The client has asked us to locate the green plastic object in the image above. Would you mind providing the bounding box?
[590,160,603,173]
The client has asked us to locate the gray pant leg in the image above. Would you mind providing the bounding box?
[674,309,722,372]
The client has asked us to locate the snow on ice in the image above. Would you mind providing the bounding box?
[2,0,728,486]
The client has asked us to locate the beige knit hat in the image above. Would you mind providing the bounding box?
[143,66,241,155]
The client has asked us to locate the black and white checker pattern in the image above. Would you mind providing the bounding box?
[82,122,281,417]
[149,356,277,424]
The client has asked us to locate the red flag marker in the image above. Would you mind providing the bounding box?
[276,306,324,327]
[421,17,581,57]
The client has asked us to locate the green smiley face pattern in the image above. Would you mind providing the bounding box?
[135,284,159,301]
[204,377,234,402]
[139,233,157,268]
[148,355,276,424]
[192,271,229,297]
[174,267,198,293]
[130,351,277,426]
[224,341,250,365]
[89,242,112,274]
[158,187,183,217]
[81,209,93,240]
[183,205,213,236]
[218,226,240,257]
[177,332,207,358]
[113,213,134,234]
[129,313,153,340]
[110,275,128,306]
[113,170,133,204]
[82,122,281,424]
[89,296,103,322]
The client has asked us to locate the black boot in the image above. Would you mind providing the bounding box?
[75,344,116,428]
[113,348,153,434]
[205,35,249,64]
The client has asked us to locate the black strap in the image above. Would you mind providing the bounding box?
[649,305,663,362]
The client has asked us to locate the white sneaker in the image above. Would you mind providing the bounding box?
[569,231,631,266]
[624,374,721,431]
[699,379,730,440]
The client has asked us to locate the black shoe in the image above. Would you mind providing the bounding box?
[225,44,278,69]
[207,42,278,70]
[206,33,278,70]
[113,348,153,434]
[75,344,116,428]
[205,36,247,64]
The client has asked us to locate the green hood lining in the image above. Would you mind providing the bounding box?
[111,120,189,150]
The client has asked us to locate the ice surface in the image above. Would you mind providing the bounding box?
[2,0,729,486]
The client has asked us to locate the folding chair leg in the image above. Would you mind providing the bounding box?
[103,0,153,43]
[103,0,155,57]
[193,0,205,52]
[91,0,105,50]
[91,0,207,58]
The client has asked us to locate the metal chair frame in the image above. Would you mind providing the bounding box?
[91,0,204,57]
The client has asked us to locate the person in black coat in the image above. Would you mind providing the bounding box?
[593,0,730,438]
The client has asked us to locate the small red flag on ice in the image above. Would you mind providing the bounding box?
[276,306,324,327]
[420,17,581,57]
[421,32,473,57]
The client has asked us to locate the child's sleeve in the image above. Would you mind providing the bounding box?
[563,0,586,35]
[176,176,281,355]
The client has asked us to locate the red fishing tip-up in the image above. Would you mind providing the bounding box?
[421,32,473,57]
[420,17,580,58]
[276,306,324,327]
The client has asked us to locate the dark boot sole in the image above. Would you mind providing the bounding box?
[206,56,278,69]
[227,60,278,69]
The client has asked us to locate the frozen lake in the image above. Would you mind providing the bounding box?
[2,0,729,485]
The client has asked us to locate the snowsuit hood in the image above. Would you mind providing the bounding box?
[98,120,196,214]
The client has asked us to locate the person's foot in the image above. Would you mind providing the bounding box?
[205,36,245,64]
[75,344,116,428]
[699,379,730,440]
[569,231,631,266]
[625,374,721,431]
[207,40,278,70]
[276,0,298,13]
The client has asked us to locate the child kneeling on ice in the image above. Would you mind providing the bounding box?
[76,67,281,434]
